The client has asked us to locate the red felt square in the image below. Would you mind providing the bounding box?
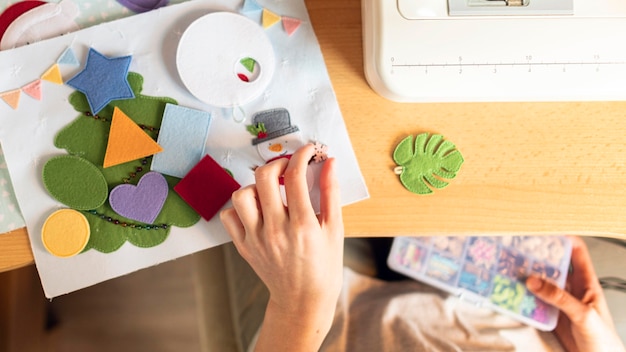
[174,155,240,221]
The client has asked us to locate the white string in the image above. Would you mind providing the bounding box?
[232,105,246,123]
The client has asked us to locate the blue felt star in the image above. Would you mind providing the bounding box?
[66,48,134,114]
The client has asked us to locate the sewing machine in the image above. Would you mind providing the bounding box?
[362,0,626,102]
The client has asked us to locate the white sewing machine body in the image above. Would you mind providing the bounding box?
[362,0,626,102]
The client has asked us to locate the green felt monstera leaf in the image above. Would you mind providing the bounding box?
[393,133,464,195]
[47,72,201,254]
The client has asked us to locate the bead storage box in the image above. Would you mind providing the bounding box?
[387,236,572,331]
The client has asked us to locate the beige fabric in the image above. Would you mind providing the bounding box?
[223,243,270,351]
[320,268,563,352]
[194,238,379,352]
[196,239,564,352]
[193,245,239,352]
[194,242,269,352]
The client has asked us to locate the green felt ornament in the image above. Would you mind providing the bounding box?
[47,72,201,254]
[43,155,108,210]
[240,57,256,73]
[246,122,266,137]
[393,133,464,195]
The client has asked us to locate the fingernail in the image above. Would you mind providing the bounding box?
[526,275,543,291]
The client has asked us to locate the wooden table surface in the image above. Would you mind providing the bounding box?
[3,0,626,272]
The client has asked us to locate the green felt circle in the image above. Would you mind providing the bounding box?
[43,155,108,210]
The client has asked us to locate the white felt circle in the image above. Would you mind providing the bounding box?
[176,12,275,108]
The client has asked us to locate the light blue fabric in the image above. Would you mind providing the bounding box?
[151,104,212,178]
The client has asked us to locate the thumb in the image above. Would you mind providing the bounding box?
[526,275,588,325]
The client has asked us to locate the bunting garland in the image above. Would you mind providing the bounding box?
[241,0,263,13]
[22,80,42,100]
[1,46,80,110]
[241,0,302,36]
[0,89,20,109]
[0,0,303,112]
[41,64,63,84]
[262,8,281,29]
[57,47,80,66]
[281,16,301,36]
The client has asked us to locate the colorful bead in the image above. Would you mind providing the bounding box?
[83,210,170,231]
[82,111,159,133]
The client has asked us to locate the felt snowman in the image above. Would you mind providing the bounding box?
[247,108,316,198]
[248,108,305,163]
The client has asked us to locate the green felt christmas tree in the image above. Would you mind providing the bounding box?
[43,72,200,253]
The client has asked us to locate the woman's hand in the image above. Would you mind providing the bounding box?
[220,144,344,351]
[526,236,625,352]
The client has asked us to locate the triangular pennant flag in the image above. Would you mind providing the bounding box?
[57,47,80,66]
[0,89,21,110]
[262,9,281,29]
[41,64,63,84]
[240,57,256,73]
[103,107,163,168]
[241,0,263,13]
[22,79,42,100]
[282,16,302,36]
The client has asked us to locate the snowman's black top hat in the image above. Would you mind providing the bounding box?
[251,108,300,146]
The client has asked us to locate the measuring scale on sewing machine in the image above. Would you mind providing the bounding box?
[362,0,626,102]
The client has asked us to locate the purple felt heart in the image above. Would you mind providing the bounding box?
[109,171,169,224]
[116,0,169,13]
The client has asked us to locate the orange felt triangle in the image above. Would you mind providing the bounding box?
[1,89,21,109]
[41,64,63,84]
[282,16,301,36]
[103,107,163,168]
[22,79,42,100]
[262,9,281,29]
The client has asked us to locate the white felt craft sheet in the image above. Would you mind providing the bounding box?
[0,0,369,298]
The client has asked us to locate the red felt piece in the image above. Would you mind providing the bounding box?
[174,155,241,221]
[237,73,249,82]
[0,1,46,43]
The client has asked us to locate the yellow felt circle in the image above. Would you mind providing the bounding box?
[42,209,90,258]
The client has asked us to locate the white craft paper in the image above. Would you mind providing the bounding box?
[0,0,369,298]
